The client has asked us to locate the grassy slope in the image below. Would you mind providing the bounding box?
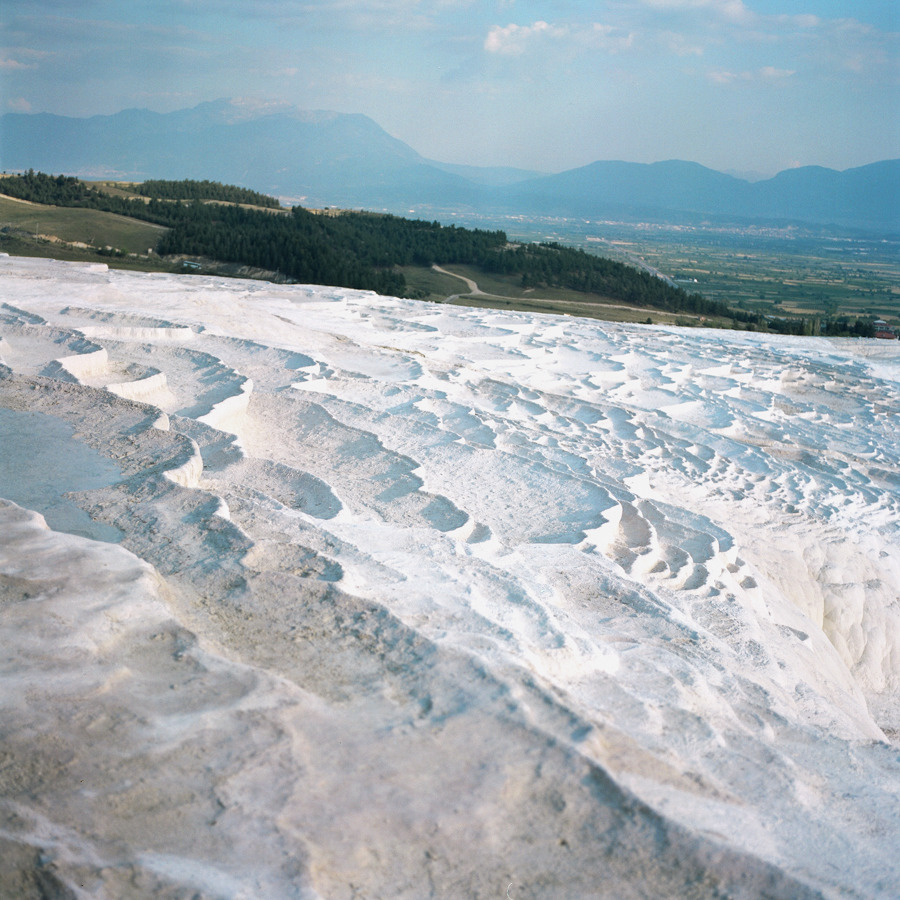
[401,264,729,326]
[0,194,166,256]
[0,187,726,326]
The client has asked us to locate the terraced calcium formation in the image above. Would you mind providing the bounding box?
[0,255,898,900]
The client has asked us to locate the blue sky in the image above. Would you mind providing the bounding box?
[2,0,897,175]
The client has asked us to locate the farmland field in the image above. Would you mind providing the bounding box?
[593,228,900,323]
[463,214,900,326]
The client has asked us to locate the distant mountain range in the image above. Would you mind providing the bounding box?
[2,99,898,233]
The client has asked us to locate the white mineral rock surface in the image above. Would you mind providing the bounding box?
[1,254,898,899]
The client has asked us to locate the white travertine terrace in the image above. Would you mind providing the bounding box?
[1,254,898,899]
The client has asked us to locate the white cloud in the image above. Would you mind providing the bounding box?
[6,97,32,112]
[639,0,753,26]
[777,14,820,30]
[484,21,563,55]
[586,24,635,54]
[0,47,49,68]
[484,21,633,56]
[660,31,703,57]
[706,66,795,85]
[759,66,794,80]
[280,0,473,32]
[707,68,737,84]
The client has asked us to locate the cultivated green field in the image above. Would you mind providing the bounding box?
[481,216,900,326]
[0,194,166,257]
[608,233,900,323]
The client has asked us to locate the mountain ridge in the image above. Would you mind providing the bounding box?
[2,100,897,232]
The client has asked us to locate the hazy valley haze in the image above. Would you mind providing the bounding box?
[3,100,898,233]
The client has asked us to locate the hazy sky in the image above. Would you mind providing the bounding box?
[2,0,898,176]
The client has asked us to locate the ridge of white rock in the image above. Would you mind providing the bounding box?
[0,255,898,899]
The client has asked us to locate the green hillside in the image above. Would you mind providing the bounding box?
[1,171,885,335]
[0,192,166,257]
[1,172,721,313]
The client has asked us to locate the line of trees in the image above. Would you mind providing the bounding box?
[0,171,710,308]
[1,170,170,221]
[0,171,885,335]
[822,317,876,338]
[0,171,282,219]
[137,179,281,208]
[1,170,118,208]
[478,241,730,317]
[151,202,510,295]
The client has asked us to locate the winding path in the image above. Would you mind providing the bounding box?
[432,264,698,319]
[432,264,490,300]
